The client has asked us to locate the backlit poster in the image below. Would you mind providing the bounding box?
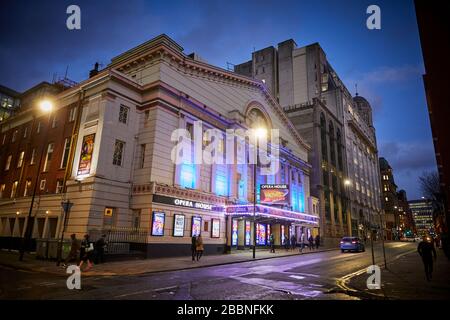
[245,221,251,246]
[173,214,185,237]
[267,224,271,244]
[151,211,165,236]
[191,216,202,237]
[232,219,238,246]
[281,225,285,245]
[211,219,220,238]
[78,134,95,175]
[257,223,266,245]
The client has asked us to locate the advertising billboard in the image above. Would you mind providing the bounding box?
[173,214,185,237]
[211,219,220,238]
[77,134,95,175]
[245,221,251,246]
[151,211,165,236]
[256,223,266,245]
[191,216,202,237]
[232,219,238,246]
[260,184,289,205]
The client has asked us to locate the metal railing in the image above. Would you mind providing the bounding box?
[88,227,149,255]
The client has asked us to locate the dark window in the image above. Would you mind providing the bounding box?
[320,113,327,161]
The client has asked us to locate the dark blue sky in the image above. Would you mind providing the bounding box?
[0,0,435,199]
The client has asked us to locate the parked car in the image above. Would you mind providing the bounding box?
[340,237,365,253]
[400,237,415,242]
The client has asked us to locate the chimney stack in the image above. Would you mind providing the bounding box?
[89,62,99,78]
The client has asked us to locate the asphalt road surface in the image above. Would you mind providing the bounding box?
[0,242,417,300]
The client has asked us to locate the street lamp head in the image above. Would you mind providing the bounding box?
[39,99,53,112]
[344,179,351,186]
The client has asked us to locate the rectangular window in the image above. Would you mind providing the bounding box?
[24,179,31,197]
[0,184,5,198]
[119,105,129,124]
[30,148,36,165]
[69,107,77,122]
[43,143,54,172]
[56,179,63,194]
[144,110,150,121]
[60,138,71,168]
[113,140,125,166]
[51,116,57,128]
[40,179,46,191]
[17,151,25,168]
[186,122,194,139]
[5,155,12,171]
[139,144,146,168]
[10,181,18,198]
[23,127,28,138]
[11,129,18,142]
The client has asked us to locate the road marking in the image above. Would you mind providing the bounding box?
[113,285,179,298]
[17,286,32,290]
[38,282,57,287]
[289,275,305,280]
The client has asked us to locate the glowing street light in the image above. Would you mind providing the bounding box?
[344,179,351,186]
[39,99,53,112]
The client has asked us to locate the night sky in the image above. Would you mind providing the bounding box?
[0,0,435,200]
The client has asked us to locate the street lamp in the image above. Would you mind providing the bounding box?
[253,127,266,259]
[19,99,54,261]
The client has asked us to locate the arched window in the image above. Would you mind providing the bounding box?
[337,129,343,171]
[329,122,336,166]
[320,113,327,161]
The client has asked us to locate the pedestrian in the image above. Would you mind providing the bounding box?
[94,234,107,264]
[191,235,197,261]
[308,235,314,250]
[284,237,290,251]
[291,235,297,251]
[299,233,305,253]
[62,234,80,268]
[315,234,320,249]
[270,234,275,253]
[79,234,94,271]
[196,234,204,261]
[418,235,437,281]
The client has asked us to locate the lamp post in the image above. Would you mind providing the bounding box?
[253,127,266,259]
[19,99,53,261]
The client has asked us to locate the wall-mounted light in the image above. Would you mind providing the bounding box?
[16,211,20,215]
[45,210,50,214]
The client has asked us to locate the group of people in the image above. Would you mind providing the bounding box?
[191,234,204,261]
[273,234,321,253]
[62,233,108,271]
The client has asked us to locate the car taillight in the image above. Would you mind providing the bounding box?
[340,241,344,244]
[351,241,357,244]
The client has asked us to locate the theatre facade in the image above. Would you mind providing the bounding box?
[0,35,319,257]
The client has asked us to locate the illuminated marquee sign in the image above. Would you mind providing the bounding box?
[260,184,289,205]
[225,205,319,225]
[153,195,223,211]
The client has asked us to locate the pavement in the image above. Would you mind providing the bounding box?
[0,245,337,277]
[347,245,450,300]
[2,241,443,300]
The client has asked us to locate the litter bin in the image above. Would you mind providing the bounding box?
[35,239,49,259]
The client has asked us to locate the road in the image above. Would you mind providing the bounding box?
[0,242,417,300]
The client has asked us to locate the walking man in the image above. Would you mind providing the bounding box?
[291,234,297,251]
[418,235,437,281]
[94,234,107,264]
[191,235,197,261]
[270,233,275,253]
[308,235,314,250]
[315,234,321,250]
[62,234,80,268]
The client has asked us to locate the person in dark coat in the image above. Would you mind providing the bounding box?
[196,235,204,261]
[315,234,320,249]
[418,235,437,281]
[290,235,297,251]
[191,236,197,261]
[270,234,275,253]
[308,235,315,250]
[94,234,107,264]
